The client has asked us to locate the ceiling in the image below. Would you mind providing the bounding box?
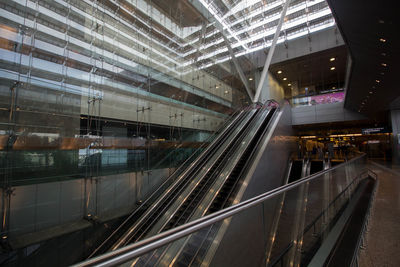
[326,0,400,117]
[269,46,348,97]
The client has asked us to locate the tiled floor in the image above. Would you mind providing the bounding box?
[359,161,400,267]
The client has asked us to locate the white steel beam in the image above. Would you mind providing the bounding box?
[253,0,291,103]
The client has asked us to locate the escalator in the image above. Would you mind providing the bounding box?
[288,160,304,183]
[310,160,324,175]
[89,102,278,260]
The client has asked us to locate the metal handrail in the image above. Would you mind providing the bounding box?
[269,168,369,266]
[73,153,367,267]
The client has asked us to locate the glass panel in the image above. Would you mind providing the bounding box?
[0,0,243,265]
[118,156,367,267]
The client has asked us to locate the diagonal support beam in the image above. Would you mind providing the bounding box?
[221,34,254,101]
[253,0,291,103]
[188,0,254,101]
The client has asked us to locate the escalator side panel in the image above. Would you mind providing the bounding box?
[208,103,297,267]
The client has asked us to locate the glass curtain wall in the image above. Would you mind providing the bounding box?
[0,0,247,245]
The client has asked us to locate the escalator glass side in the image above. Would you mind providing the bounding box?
[89,156,370,267]
[88,110,251,257]
[101,109,261,252]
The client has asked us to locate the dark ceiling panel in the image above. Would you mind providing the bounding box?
[269,46,348,96]
[326,0,400,117]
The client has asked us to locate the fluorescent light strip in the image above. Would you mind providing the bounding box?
[182,8,332,66]
[181,0,328,59]
[188,21,334,72]
[199,0,249,51]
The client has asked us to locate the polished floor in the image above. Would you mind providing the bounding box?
[359,161,400,267]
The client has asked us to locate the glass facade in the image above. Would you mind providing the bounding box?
[0,0,336,264]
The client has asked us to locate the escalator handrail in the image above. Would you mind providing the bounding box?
[74,153,367,267]
[88,108,245,258]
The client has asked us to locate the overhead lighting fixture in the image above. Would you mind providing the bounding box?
[283,77,287,81]
[381,63,387,67]
[332,86,336,89]
[249,77,253,81]
[288,83,292,86]
[216,85,219,88]
[379,38,386,42]
[375,79,380,83]
[369,91,373,94]
[330,67,336,71]
[330,57,335,62]
[224,90,229,94]
[277,70,282,74]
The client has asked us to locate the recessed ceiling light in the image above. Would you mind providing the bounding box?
[381,63,387,67]
[288,83,292,86]
[375,79,380,83]
[277,70,282,74]
[330,57,335,62]
[249,77,253,81]
[224,90,229,94]
[379,38,386,42]
[283,77,287,81]
[330,67,336,71]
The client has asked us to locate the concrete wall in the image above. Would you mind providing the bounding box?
[292,102,367,125]
[255,71,285,104]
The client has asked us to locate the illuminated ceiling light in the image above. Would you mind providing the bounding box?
[249,77,253,81]
[224,90,229,94]
[369,91,373,94]
[277,70,283,74]
[375,79,380,83]
[216,85,219,88]
[332,86,336,89]
[330,67,336,71]
[330,57,335,62]
[283,77,287,81]
[381,63,387,67]
[379,38,386,42]
[288,83,292,86]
